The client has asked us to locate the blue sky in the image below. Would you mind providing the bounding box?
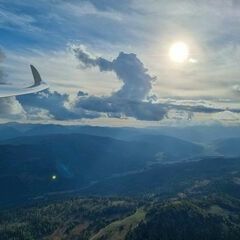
[1,0,240,126]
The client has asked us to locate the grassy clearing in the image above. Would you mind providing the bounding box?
[90,209,145,240]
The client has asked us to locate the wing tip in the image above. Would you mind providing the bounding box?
[30,64,42,86]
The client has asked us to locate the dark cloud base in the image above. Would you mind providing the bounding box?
[17,90,100,120]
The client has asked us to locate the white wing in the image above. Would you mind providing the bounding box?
[0,65,48,98]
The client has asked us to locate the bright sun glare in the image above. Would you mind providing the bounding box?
[169,42,189,63]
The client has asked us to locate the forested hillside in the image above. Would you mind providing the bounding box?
[1,194,240,240]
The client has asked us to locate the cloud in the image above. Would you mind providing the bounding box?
[0,97,26,120]
[168,103,225,114]
[72,46,167,121]
[12,86,240,122]
[82,0,132,11]
[77,96,167,121]
[17,89,100,120]
[0,0,133,50]
[232,85,240,93]
[0,7,40,33]
[73,46,153,101]
[0,50,26,120]
[54,0,132,12]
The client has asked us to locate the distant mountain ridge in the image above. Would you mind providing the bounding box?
[2,122,240,143]
[1,124,240,206]
[0,133,204,204]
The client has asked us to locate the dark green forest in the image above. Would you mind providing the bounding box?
[1,194,240,240]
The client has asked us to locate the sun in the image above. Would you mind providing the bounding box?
[169,41,189,63]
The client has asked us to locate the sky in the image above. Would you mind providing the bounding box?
[1,0,240,126]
